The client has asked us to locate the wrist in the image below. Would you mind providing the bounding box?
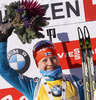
[0,38,7,42]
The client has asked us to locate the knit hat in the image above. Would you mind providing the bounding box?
[33,40,57,66]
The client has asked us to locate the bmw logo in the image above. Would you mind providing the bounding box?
[51,85,62,97]
[7,48,30,74]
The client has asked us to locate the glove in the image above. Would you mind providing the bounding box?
[0,28,14,42]
[0,21,14,42]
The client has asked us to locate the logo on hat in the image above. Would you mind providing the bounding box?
[45,52,52,56]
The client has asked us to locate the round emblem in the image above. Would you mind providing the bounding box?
[7,48,30,74]
[51,85,62,97]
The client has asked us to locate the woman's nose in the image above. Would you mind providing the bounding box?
[47,59,53,65]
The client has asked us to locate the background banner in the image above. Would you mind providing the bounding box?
[0,0,96,100]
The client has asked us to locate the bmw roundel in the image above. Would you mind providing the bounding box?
[51,85,62,97]
[7,48,30,74]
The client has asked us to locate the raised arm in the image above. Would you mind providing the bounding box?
[0,23,37,100]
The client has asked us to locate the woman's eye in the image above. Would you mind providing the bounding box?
[52,57,56,60]
[43,59,47,62]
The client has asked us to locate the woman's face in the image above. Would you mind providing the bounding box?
[38,56,59,71]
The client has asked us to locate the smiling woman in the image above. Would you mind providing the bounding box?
[0,37,84,100]
[33,40,58,66]
[38,56,59,71]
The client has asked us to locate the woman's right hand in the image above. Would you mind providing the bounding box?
[0,21,14,42]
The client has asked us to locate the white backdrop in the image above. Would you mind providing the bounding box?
[0,0,96,99]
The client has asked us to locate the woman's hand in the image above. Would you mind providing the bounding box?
[0,21,14,42]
